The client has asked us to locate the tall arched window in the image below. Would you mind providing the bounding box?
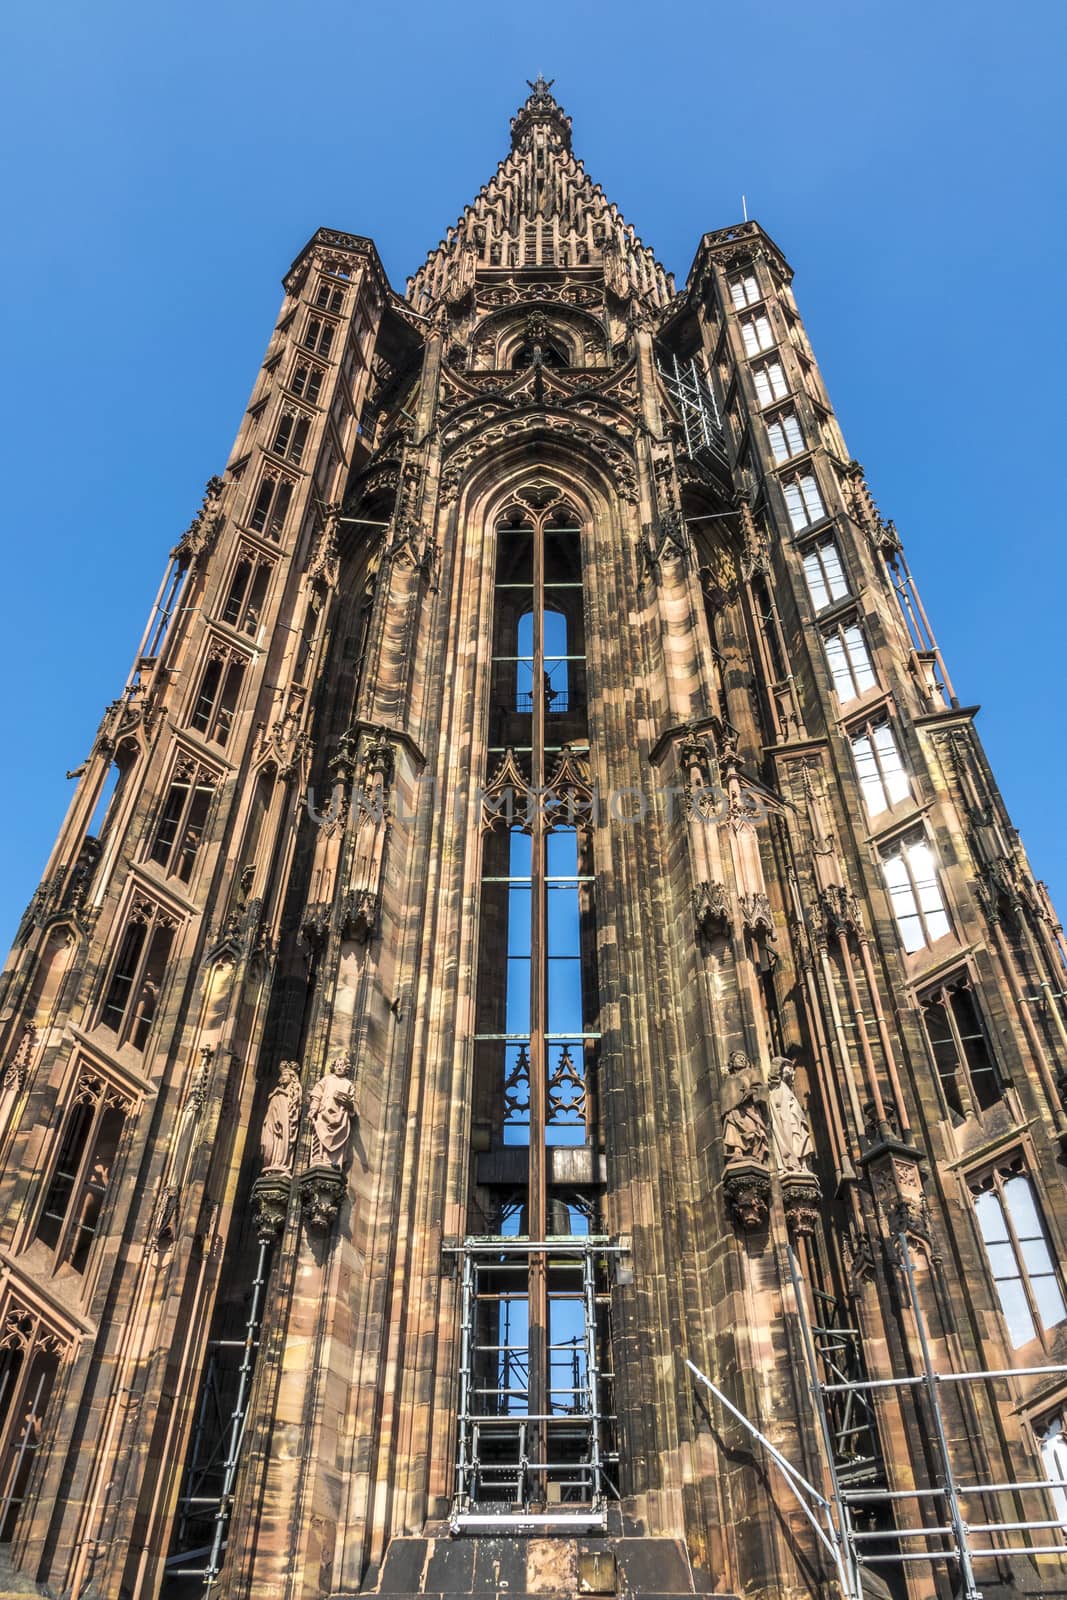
[460,486,614,1526]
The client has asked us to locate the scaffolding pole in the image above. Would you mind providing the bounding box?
[688,1229,1067,1598]
[163,1240,270,1591]
[450,1236,616,1529]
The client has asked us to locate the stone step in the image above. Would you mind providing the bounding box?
[356,1534,736,1598]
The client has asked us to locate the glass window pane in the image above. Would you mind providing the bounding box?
[803,550,830,611]
[768,421,788,463]
[1033,1273,1067,1332]
[824,632,850,695]
[974,1189,1010,1244]
[882,850,924,951]
[1003,1174,1043,1238]
[843,626,876,693]
[800,474,824,520]
[852,732,887,813]
[997,1278,1037,1348]
[784,481,807,531]
[1040,1419,1067,1530]
[820,539,848,600]
[985,1241,1020,1278]
[873,722,909,804]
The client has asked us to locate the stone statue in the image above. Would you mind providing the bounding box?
[307,1054,356,1167]
[260,1062,302,1173]
[721,1049,768,1166]
[767,1056,814,1172]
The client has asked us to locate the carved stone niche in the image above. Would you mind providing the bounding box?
[722,1160,772,1232]
[339,888,379,943]
[694,879,730,940]
[298,901,332,956]
[297,1165,346,1231]
[251,1172,291,1243]
[739,891,774,937]
[781,1172,822,1239]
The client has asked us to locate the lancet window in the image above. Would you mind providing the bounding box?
[34,1066,132,1272]
[971,1159,1066,1349]
[919,975,1003,1116]
[189,643,247,747]
[99,894,178,1049]
[247,470,293,539]
[221,548,274,636]
[289,359,324,403]
[459,488,615,1527]
[0,1295,71,1541]
[148,758,217,883]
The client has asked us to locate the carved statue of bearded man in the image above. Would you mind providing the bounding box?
[308,1054,357,1168]
[721,1048,769,1166]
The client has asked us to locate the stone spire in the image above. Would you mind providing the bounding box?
[510,75,572,153]
[406,79,674,311]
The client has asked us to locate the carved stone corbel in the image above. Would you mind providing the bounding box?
[781,1173,822,1239]
[722,1161,772,1232]
[297,1166,346,1231]
[861,1136,930,1243]
[252,1173,292,1243]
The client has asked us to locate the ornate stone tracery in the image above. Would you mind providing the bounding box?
[4,76,1067,1600]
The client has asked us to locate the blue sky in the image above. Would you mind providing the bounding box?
[1,0,1065,946]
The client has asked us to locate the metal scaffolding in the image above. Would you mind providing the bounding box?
[688,1231,1067,1600]
[449,1237,619,1532]
[657,351,728,467]
[162,1240,269,1593]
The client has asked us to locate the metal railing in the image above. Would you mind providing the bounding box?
[449,1238,619,1532]
[688,1231,1067,1600]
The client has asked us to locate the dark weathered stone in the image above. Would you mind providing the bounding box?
[0,76,1064,1600]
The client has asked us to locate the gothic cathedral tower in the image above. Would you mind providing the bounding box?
[3,81,1067,1600]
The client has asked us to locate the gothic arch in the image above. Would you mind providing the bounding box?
[439,412,638,505]
[469,302,609,371]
